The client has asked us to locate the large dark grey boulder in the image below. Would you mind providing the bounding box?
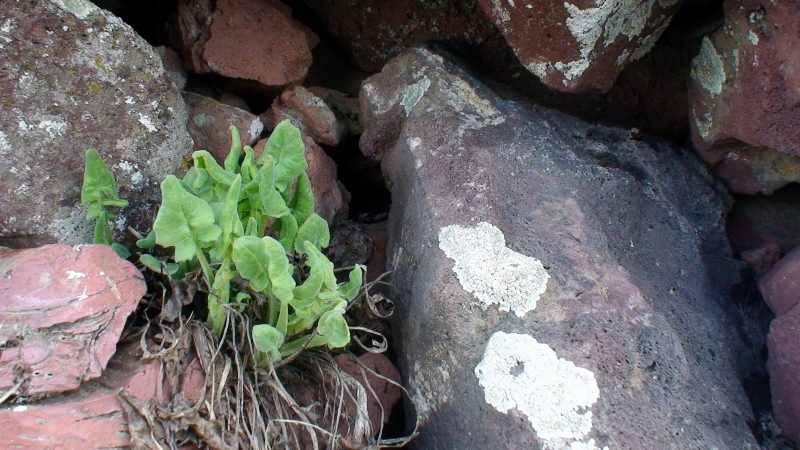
[0,0,192,248]
[361,48,760,449]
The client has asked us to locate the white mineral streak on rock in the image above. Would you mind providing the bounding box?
[438,222,549,317]
[475,332,600,439]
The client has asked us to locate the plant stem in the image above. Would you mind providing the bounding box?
[195,247,214,286]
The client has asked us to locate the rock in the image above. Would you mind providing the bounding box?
[335,352,403,436]
[300,0,493,71]
[740,242,782,276]
[0,341,194,449]
[726,184,800,256]
[254,135,349,225]
[363,221,388,282]
[759,247,800,317]
[768,305,800,444]
[155,45,188,91]
[308,87,364,136]
[327,220,373,269]
[218,92,251,113]
[0,244,145,395]
[183,92,263,160]
[361,47,759,449]
[0,0,193,248]
[477,0,683,93]
[688,0,800,194]
[173,0,317,92]
[260,86,349,146]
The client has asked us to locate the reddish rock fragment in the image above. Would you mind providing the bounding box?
[174,0,317,91]
[478,0,683,93]
[759,247,800,317]
[335,352,402,436]
[0,244,145,396]
[183,92,263,161]
[261,86,349,146]
[740,243,782,276]
[768,305,800,444]
[688,0,800,194]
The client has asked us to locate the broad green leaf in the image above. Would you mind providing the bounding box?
[280,333,328,357]
[244,216,259,237]
[111,243,131,259]
[232,236,271,292]
[192,151,237,187]
[240,146,258,184]
[292,243,332,305]
[211,175,243,261]
[338,265,364,302]
[136,230,157,249]
[249,156,290,218]
[224,126,242,172]
[182,167,214,200]
[153,175,221,262]
[294,213,330,253]
[317,310,350,348]
[81,149,128,215]
[93,210,114,245]
[139,253,165,274]
[261,237,296,303]
[258,120,307,190]
[252,324,284,361]
[290,172,314,225]
[208,259,233,335]
[304,242,337,288]
[276,214,298,253]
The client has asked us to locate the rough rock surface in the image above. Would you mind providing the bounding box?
[156,45,188,91]
[173,0,317,92]
[253,135,349,225]
[300,0,493,71]
[759,247,800,317]
[361,48,758,449]
[477,0,683,93]
[0,0,193,248]
[0,244,145,395]
[688,0,800,194]
[768,305,800,445]
[183,92,263,160]
[0,342,195,449]
[260,86,349,147]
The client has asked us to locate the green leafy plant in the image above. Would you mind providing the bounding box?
[150,120,363,363]
[81,149,131,259]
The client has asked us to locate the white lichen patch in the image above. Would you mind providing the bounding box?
[66,270,87,280]
[49,0,98,19]
[138,113,157,132]
[690,37,725,96]
[400,76,431,116]
[438,222,549,317]
[475,331,599,439]
[0,19,15,34]
[748,30,759,45]
[0,131,10,155]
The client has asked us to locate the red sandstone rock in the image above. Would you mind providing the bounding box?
[362,221,388,283]
[260,86,348,146]
[478,0,682,93]
[0,244,145,396]
[183,92,263,161]
[308,87,363,136]
[254,135,349,225]
[688,0,800,194]
[768,304,800,444]
[759,247,800,317]
[335,352,402,435]
[174,0,317,91]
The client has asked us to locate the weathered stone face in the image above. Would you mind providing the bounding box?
[0,0,192,248]
[173,0,317,92]
[183,92,263,160]
[361,47,759,449]
[478,0,683,93]
[688,0,800,194]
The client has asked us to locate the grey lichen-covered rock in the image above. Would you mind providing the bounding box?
[361,48,760,449]
[0,0,192,248]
